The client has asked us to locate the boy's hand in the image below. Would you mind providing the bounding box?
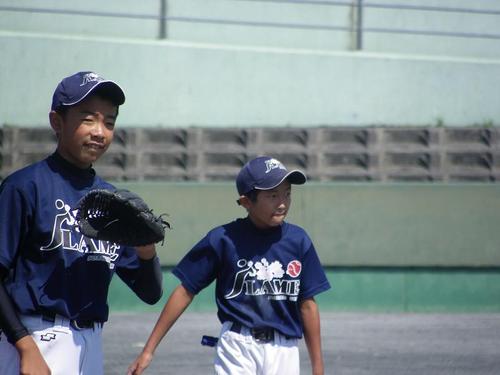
[16,336,51,375]
[312,364,325,375]
[127,351,154,375]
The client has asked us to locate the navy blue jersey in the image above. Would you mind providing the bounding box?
[0,153,143,322]
[173,218,331,338]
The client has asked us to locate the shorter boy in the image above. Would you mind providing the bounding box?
[128,156,331,375]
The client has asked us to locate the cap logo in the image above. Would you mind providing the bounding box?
[264,158,286,174]
[80,72,104,87]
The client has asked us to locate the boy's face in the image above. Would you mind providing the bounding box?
[50,95,118,169]
[242,180,292,229]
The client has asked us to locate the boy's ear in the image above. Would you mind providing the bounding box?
[238,195,252,209]
[49,111,63,134]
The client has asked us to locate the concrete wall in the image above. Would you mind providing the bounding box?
[363,0,500,59]
[1,1,500,128]
[1,32,499,128]
[2,0,500,56]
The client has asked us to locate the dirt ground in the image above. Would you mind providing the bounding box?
[103,312,500,375]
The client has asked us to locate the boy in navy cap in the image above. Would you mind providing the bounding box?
[0,71,163,375]
[128,156,331,375]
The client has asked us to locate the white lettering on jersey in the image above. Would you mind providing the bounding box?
[40,198,119,269]
[225,258,301,301]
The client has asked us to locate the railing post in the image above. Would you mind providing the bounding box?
[356,0,363,50]
[159,0,167,39]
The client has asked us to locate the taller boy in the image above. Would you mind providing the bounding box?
[0,71,163,375]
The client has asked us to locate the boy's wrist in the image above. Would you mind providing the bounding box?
[135,244,157,260]
[14,335,38,353]
[140,347,155,360]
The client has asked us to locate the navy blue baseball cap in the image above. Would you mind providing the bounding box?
[51,71,125,110]
[236,156,307,196]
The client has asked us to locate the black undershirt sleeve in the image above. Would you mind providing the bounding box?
[129,256,163,305]
[0,267,29,344]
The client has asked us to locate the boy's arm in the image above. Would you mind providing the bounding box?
[300,297,325,375]
[129,244,163,304]
[127,284,194,375]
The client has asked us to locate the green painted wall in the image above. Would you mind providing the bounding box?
[115,182,500,267]
[108,268,500,313]
[106,182,500,312]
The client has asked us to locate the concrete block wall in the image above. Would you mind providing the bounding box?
[2,126,499,182]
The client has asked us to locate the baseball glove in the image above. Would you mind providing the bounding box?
[75,189,170,247]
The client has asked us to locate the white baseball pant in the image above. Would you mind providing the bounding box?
[214,321,300,375]
[0,314,103,375]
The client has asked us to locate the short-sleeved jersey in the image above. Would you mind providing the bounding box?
[0,152,142,322]
[173,217,331,338]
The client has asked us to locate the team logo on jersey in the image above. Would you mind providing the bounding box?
[225,258,301,301]
[80,72,104,86]
[40,199,119,269]
[286,260,302,278]
[264,158,286,174]
[40,332,57,342]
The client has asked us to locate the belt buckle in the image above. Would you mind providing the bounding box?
[71,320,84,330]
[71,319,93,330]
[251,328,274,343]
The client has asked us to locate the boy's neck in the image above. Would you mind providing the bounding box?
[245,216,283,233]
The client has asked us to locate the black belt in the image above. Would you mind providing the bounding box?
[230,322,276,343]
[41,313,102,330]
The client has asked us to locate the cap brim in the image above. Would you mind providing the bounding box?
[255,170,307,191]
[63,80,125,107]
[93,81,126,105]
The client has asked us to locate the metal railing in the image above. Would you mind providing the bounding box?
[1,0,500,50]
